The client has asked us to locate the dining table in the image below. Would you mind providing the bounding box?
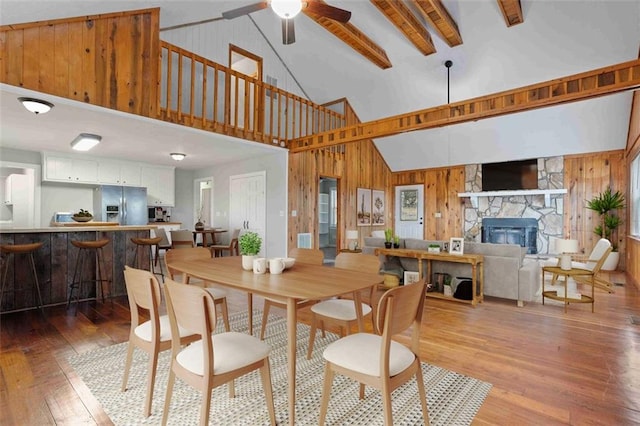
[168,255,383,425]
[192,228,227,247]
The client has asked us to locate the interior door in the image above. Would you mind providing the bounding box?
[229,171,266,255]
[394,184,424,239]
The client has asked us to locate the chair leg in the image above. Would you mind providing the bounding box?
[260,360,276,425]
[144,348,160,417]
[121,341,135,392]
[381,379,394,426]
[216,297,231,332]
[307,312,318,360]
[260,301,272,340]
[161,370,176,426]
[200,382,213,426]
[318,363,335,426]
[414,361,430,425]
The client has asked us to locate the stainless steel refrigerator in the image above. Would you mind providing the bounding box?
[93,185,148,225]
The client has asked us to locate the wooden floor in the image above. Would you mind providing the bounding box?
[1,270,639,425]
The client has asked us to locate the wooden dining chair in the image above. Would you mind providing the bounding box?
[164,247,231,331]
[121,266,199,417]
[161,279,276,426]
[259,248,324,340]
[169,229,194,249]
[210,228,240,257]
[319,280,429,426]
[306,252,381,359]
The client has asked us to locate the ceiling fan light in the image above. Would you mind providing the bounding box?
[271,0,302,19]
[18,97,54,114]
[170,152,186,161]
[71,133,101,151]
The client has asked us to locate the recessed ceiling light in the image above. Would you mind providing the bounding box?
[18,97,54,114]
[170,153,186,161]
[71,133,102,151]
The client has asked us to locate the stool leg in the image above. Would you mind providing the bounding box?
[149,245,164,282]
[0,253,12,310]
[68,249,83,309]
[95,248,105,303]
[28,252,45,315]
[132,246,139,269]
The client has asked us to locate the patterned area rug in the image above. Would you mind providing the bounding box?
[68,311,492,425]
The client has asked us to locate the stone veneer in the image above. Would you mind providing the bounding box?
[463,156,564,254]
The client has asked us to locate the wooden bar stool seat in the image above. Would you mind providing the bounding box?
[67,238,111,313]
[131,236,164,281]
[0,242,45,315]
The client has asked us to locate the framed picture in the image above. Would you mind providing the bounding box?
[400,189,418,221]
[404,271,420,285]
[371,190,385,226]
[356,188,371,226]
[449,237,464,255]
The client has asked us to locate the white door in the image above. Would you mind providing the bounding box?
[394,184,424,239]
[230,171,266,255]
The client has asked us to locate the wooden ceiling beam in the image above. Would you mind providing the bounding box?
[497,0,524,27]
[303,1,392,69]
[411,0,462,47]
[370,0,436,56]
[288,59,640,152]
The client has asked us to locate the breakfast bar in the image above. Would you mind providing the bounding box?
[0,225,155,313]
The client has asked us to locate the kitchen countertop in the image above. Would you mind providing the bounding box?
[0,225,158,233]
[147,221,182,225]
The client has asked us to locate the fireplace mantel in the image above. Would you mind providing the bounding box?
[458,189,567,208]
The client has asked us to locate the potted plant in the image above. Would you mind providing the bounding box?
[393,235,400,249]
[428,243,441,253]
[239,231,262,270]
[384,228,393,249]
[586,187,625,270]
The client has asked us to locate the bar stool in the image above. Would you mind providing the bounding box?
[131,236,164,281]
[67,239,111,313]
[0,242,45,315]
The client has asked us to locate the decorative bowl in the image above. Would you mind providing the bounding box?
[283,257,296,269]
[72,216,93,222]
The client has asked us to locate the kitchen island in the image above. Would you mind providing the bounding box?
[0,225,156,313]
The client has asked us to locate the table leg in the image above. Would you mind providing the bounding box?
[247,293,253,335]
[471,264,477,306]
[563,274,567,313]
[591,274,595,313]
[542,269,545,306]
[479,261,484,303]
[286,298,297,426]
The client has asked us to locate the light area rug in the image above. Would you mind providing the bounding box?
[68,311,492,425]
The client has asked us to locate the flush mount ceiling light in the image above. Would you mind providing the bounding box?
[271,0,302,18]
[18,97,54,114]
[170,153,186,161]
[71,133,101,151]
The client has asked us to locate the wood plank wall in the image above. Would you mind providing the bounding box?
[564,150,627,269]
[625,90,640,287]
[0,8,160,117]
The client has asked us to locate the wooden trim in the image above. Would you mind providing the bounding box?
[412,0,462,47]
[289,59,640,152]
[371,0,436,55]
[0,8,160,31]
[496,0,524,27]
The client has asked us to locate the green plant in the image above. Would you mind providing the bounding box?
[428,243,440,248]
[74,209,92,217]
[238,231,262,255]
[393,235,400,245]
[384,228,393,242]
[586,187,625,249]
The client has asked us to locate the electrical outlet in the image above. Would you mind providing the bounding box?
[291,210,297,217]
[434,212,442,218]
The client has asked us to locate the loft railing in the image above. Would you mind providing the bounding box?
[158,41,347,145]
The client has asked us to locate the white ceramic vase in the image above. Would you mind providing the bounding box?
[600,251,620,271]
[242,255,257,271]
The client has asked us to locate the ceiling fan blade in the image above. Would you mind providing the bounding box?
[282,18,296,44]
[304,2,351,23]
[222,2,268,20]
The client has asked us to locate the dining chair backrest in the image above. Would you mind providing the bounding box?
[375,280,426,341]
[335,252,381,274]
[154,227,171,249]
[124,266,162,329]
[289,248,324,265]
[165,247,212,280]
[170,229,194,249]
[164,278,217,340]
[585,238,613,272]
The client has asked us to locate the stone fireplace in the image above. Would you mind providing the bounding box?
[482,218,538,254]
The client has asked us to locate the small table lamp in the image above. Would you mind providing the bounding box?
[555,239,579,270]
[346,230,359,250]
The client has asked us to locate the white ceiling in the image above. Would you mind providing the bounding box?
[0,0,638,171]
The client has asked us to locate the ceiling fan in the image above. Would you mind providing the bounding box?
[222,0,351,45]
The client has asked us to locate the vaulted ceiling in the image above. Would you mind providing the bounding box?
[0,1,638,171]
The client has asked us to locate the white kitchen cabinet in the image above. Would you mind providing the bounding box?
[141,166,175,206]
[43,154,99,183]
[98,160,141,186]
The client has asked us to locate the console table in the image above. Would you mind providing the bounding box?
[375,248,484,306]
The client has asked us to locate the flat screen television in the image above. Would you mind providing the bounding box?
[482,159,538,191]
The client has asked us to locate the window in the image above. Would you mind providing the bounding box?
[631,153,640,236]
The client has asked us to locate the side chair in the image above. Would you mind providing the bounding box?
[319,281,429,426]
[169,229,195,249]
[162,279,276,426]
[306,252,381,359]
[121,266,199,417]
[210,228,240,257]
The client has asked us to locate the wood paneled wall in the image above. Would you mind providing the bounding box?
[625,90,640,288]
[0,8,160,117]
[392,167,466,240]
[564,150,627,269]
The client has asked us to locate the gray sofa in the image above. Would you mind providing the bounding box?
[363,237,541,306]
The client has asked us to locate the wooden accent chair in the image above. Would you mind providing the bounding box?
[259,248,324,340]
[161,279,276,426]
[169,229,194,249]
[319,281,429,426]
[551,238,614,292]
[164,247,230,331]
[121,266,199,417]
[306,252,381,359]
[210,228,240,257]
